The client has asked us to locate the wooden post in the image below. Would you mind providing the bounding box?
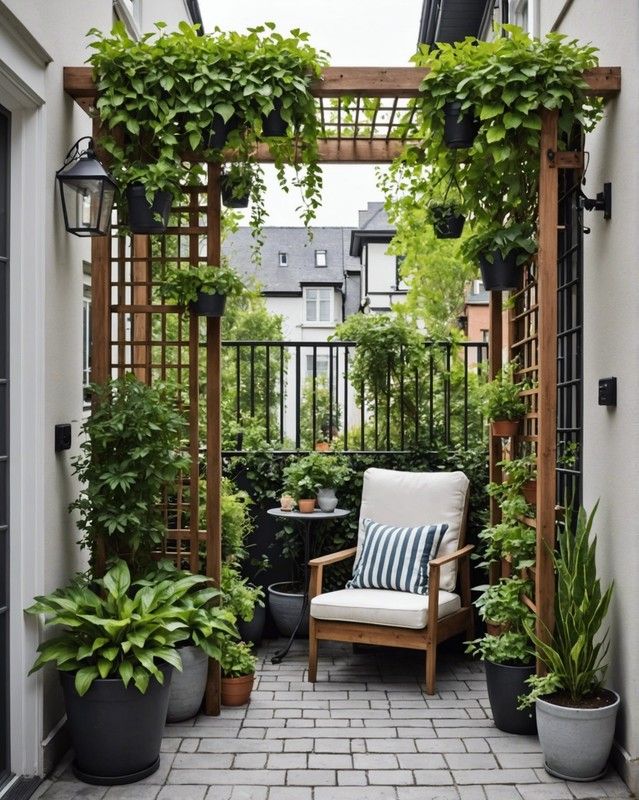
[535,109,559,668]
[132,235,150,384]
[204,163,222,715]
[488,291,503,585]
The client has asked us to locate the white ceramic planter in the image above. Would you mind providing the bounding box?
[536,691,620,781]
[317,487,338,512]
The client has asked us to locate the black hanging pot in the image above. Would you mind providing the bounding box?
[485,660,537,735]
[479,249,521,291]
[443,101,479,149]
[433,211,466,239]
[126,184,172,234]
[208,113,239,150]
[262,99,288,137]
[60,665,173,785]
[221,174,250,208]
[192,290,227,317]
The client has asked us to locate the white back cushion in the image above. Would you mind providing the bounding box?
[356,468,469,592]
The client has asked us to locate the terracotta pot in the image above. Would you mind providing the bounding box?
[522,480,537,505]
[297,498,316,513]
[486,620,509,637]
[314,441,331,452]
[221,674,254,707]
[492,419,520,438]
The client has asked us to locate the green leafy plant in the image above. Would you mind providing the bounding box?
[220,638,257,678]
[478,519,536,570]
[461,221,537,266]
[480,361,527,422]
[70,375,190,570]
[25,560,230,696]
[162,264,245,310]
[466,630,532,664]
[221,563,264,624]
[282,452,350,500]
[519,501,614,707]
[425,199,464,226]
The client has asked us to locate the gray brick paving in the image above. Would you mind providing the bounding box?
[40,641,631,800]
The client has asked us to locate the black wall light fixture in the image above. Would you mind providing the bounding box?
[56,136,116,236]
[580,182,612,220]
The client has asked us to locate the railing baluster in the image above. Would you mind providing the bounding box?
[250,344,256,418]
[280,345,285,445]
[265,344,270,443]
[344,347,349,451]
[295,344,301,450]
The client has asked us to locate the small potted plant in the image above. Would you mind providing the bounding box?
[306,452,351,512]
[162,264,246,317]
[462,223,537,292]
[136,561,238,724]
[26,560,208,784]
[480,360,527,438]
[282,455,319,513]
[426,198,466,239]
[519,502,619,781]
[500,452,537,506]
[220,639,257,706]
[467,577,537,735]
[221,162,253,209]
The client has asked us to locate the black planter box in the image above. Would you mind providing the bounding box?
[434,212,466,239]
[443,101,479,149]
[485,660,537,735]
[192,290,227,317]
[208,113,239,150]
[126,185,172,234]
[262,100,288,137]
[221,177,249,209]
[479,249,521,291]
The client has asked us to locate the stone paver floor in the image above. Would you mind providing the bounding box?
[35,640,632,800]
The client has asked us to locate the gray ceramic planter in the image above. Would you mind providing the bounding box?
[317,488,338,512]
[268,582,309,637]
[166,646,208,723]
[536,691,620,781]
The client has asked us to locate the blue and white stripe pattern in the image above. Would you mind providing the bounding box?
[347,518,449,595]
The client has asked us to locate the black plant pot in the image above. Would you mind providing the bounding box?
[262,99,288,137]
[60,665,173,785]
[238,604,266,646]
[479,249,521,291]
[443,101,479,149]
[208,113,239,150]
[126,185,172,234]
[485,660,537,735]
[433,212,466,239]
[221,175,250,209]
[191,290,226,317]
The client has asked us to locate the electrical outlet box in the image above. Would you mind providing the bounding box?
[598,377,617,407]
[55,423,72,452]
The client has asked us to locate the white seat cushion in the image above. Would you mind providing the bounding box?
[311,588,461,630]
[356,468,470,592]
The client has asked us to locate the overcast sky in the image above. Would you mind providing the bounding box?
[199,0,423,227]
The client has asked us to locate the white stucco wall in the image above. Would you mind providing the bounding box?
[539,0,639,788]
[363,242,407,311]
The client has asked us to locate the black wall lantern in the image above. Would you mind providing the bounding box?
[56,137,116,236]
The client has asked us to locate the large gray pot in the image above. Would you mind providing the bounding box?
[268,582,309,637]
[166,646,208,723]
[536,691,620,781]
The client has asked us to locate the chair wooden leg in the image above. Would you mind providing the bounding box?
[308,621,318,683]
[465,608,475,642]
[425,646,437,695]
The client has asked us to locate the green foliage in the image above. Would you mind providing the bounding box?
[466,631,531,665]
[162,264,246,308]
[520,502,614,707]
[87,21,328,254]
[282,452,351,500]
[481,361,527,422]
[221,562,265,623]
[26,560,234,695]
[478,520,536,571]
[474,577,534,627]
[70,375,190,571]
[220,478,253,563]
[299,376,341,450]
[220,639,257,678]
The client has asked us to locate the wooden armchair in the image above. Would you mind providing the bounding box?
[308,468,474,695]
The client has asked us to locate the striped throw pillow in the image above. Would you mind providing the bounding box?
[346,518,449,595]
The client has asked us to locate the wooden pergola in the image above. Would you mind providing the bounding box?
[64,64,620,714]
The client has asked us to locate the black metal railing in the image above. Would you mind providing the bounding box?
[220,339,488,454]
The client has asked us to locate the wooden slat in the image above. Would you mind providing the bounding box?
[204,163,222,716]
[64,65,621,112]
[132,235,151,384]
[535,109,559,674]
[488,291,503,542]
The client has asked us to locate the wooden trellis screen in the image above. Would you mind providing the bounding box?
[64,65,620,713]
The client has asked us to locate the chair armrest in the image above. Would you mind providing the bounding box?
[308,547,357,568]
[429,544,474,568]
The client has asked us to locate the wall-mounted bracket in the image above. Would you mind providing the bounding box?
[580,182,612,220]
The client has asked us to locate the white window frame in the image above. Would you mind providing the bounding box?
[278,252,288,267]
[314,249,327,268]
[305,353,330,378]
[304,287,333,324]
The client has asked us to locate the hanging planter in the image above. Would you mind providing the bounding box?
[522,479,537,505]
[492,418,520,438]
[208,113,239,151]
[126,184,172,234]
[161,264,246,318]
[221,164,253,209]
[262,98,288,137]
[443,101,479,149]
[192,291,227,317]
[430,205,466,239]
[479,249,521,292]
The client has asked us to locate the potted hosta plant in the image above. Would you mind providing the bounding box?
[26,560,210,784]
[137,561,237,723]
[467,577,537,734]
[162,264,246,317]
[220,639,257,706]
[519,502,618,781]
[480,360,527,438]
[71,375,190,572]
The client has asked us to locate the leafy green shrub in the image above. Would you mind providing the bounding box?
[221,562,264,623]
[220,639,257,678]
[474,577,533,627]
[478,520,536,570]
[162,265,246,308]
[466,630,531,665]
[26,560,234,695]
[480,361,527,422]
